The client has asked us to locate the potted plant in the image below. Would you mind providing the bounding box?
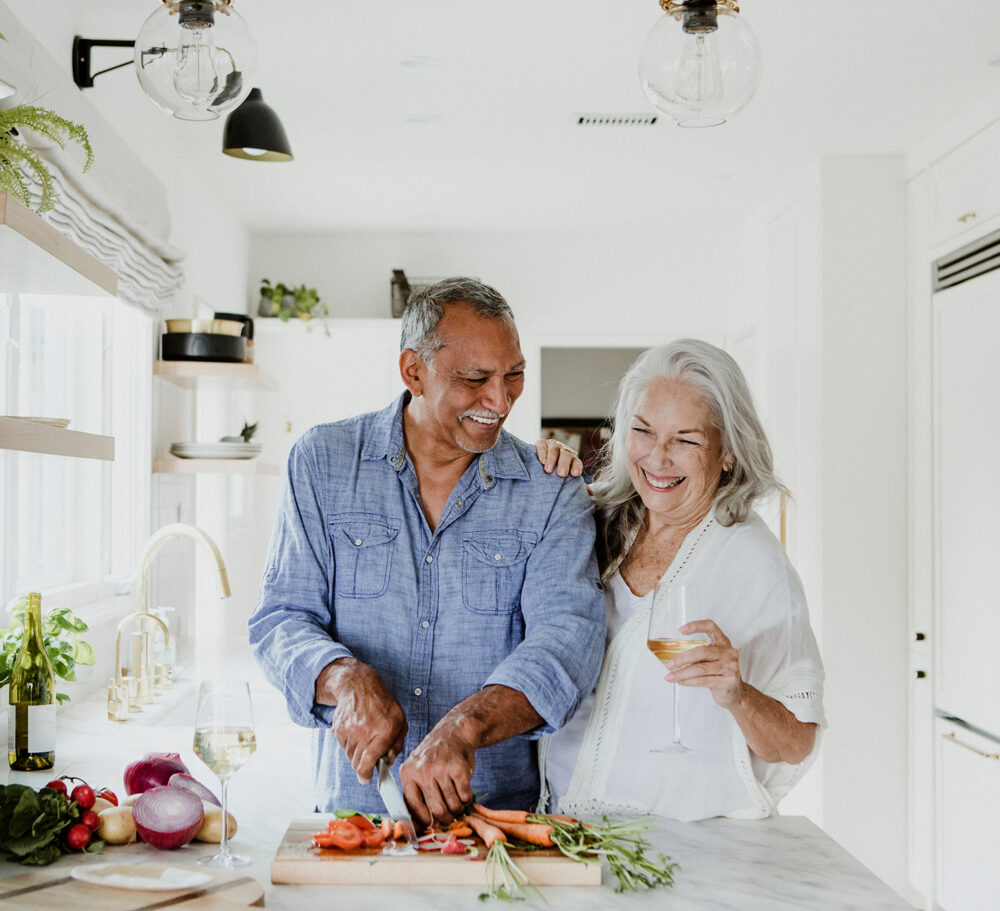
[0,597,96,704]
[0,34,94,213]
[258,278,330,333]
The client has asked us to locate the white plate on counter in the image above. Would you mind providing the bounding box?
[169,442,262,460]
[69,862,212,891]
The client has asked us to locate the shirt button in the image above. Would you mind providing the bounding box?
[425,555,433,563]
[354,539,363,546]
[421,620,430,629]
[493,553,502,561]
[455,500,463,509]
[414,687,423,696]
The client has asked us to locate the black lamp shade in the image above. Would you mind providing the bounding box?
[222,88,293,162]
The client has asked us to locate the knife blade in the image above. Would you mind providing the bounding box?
[376,757,419,855]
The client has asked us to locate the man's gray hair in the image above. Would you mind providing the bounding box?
[592,338,788,575]
[399,277,516,367]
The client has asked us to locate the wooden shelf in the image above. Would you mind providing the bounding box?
[0,417,115,460]
[154,360,259,389]
[153,458,278,475]
[0,192,118,296]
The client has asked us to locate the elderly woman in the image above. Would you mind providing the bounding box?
[540,339,825,821]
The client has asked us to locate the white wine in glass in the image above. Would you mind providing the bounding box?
[647,581,707,752]
[193,679,256,867]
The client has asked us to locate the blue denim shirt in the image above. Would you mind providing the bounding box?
[248,393,605,813]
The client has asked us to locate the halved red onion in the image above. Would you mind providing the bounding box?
[168,772,221,806]
[123,752,190,795]
[131,786,204,850]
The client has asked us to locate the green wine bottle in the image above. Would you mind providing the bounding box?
[7,593,56,771]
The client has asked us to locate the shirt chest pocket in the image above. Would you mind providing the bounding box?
[329,516,400,599]
[461,531,537,614]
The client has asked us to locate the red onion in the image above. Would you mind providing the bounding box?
[132,786,204,850]
[123,752,190,795]
[168,772,221,806]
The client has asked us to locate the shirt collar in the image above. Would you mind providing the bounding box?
[362,392,530,483]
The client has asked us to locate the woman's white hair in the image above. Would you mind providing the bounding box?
[591,338,788,573]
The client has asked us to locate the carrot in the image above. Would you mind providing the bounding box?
[472,803,530,824]
[465,814,507,848]
[447,822,473,837]
[484,818,554,847]
[392,820,405,841]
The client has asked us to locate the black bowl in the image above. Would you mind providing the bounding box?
[161,332,247,362]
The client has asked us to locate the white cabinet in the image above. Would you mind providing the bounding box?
[932,270,1000,737]
[928,121,1000,248]
[935,718,1000,910]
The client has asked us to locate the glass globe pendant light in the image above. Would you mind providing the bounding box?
[134,0,257,121]
[639,0,762,128]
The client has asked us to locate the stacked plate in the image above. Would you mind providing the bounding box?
[170,441,262,460]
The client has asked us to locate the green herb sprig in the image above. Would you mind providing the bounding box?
[0,598,96,704]
[534,814,678,893]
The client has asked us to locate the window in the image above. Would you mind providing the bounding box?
[0,293,153,610]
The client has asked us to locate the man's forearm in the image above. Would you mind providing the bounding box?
[431,684,544,753]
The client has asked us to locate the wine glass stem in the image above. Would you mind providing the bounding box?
[219,778,231,860]
[672,683,682,747]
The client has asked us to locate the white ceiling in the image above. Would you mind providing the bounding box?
[67,0,1000,235]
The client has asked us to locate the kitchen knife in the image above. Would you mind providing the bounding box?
[376,757,419,855]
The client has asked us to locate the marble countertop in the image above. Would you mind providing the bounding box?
[0,660,914,910]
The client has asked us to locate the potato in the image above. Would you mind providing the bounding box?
[97,806,137,845]
[92,797,114,814]
[194,801,237,843]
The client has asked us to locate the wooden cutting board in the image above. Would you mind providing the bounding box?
[0,863,265,910]
[270,818,603,887]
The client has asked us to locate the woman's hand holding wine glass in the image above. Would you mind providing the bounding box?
[647,581,708,752]
[193,679,257,867]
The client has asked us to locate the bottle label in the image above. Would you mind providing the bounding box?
[7,704,56,753]
[27,704,56,752]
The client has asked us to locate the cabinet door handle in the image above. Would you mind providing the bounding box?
[942,731,1000,760]
[915,670,927,679]
[957,211,977,223]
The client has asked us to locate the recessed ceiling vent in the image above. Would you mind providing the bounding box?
[933,227,1000,291]
[575,114,659,127]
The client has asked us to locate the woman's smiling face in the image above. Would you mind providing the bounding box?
[626,377,730,530]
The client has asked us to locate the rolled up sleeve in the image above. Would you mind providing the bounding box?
[248,435,352,728]
[484,477,605,735]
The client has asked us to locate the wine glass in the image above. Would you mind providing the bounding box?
[647,581,708,752]
[193,679,257,867]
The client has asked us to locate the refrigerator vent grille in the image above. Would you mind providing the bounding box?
[575,114,659,127]
[933,227,1000,291]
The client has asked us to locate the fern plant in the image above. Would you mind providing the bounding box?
[0,34,94,212]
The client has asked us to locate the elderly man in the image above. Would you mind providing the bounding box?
[249,277,604,824]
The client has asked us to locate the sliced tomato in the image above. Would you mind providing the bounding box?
[320,825,364,850]
[363,829,387,848]
[380,817,392,840]
[345,814,376,833]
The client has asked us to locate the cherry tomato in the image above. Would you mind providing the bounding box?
[95,787,118,806]
[64,823,92,851]
[80,809,100,831]
[45,779,67,795]
[345,814,376,833]
[70,784,96,810]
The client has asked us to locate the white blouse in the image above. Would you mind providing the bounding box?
[542,508,826,821]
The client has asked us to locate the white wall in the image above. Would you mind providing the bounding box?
[763,156,910,898]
